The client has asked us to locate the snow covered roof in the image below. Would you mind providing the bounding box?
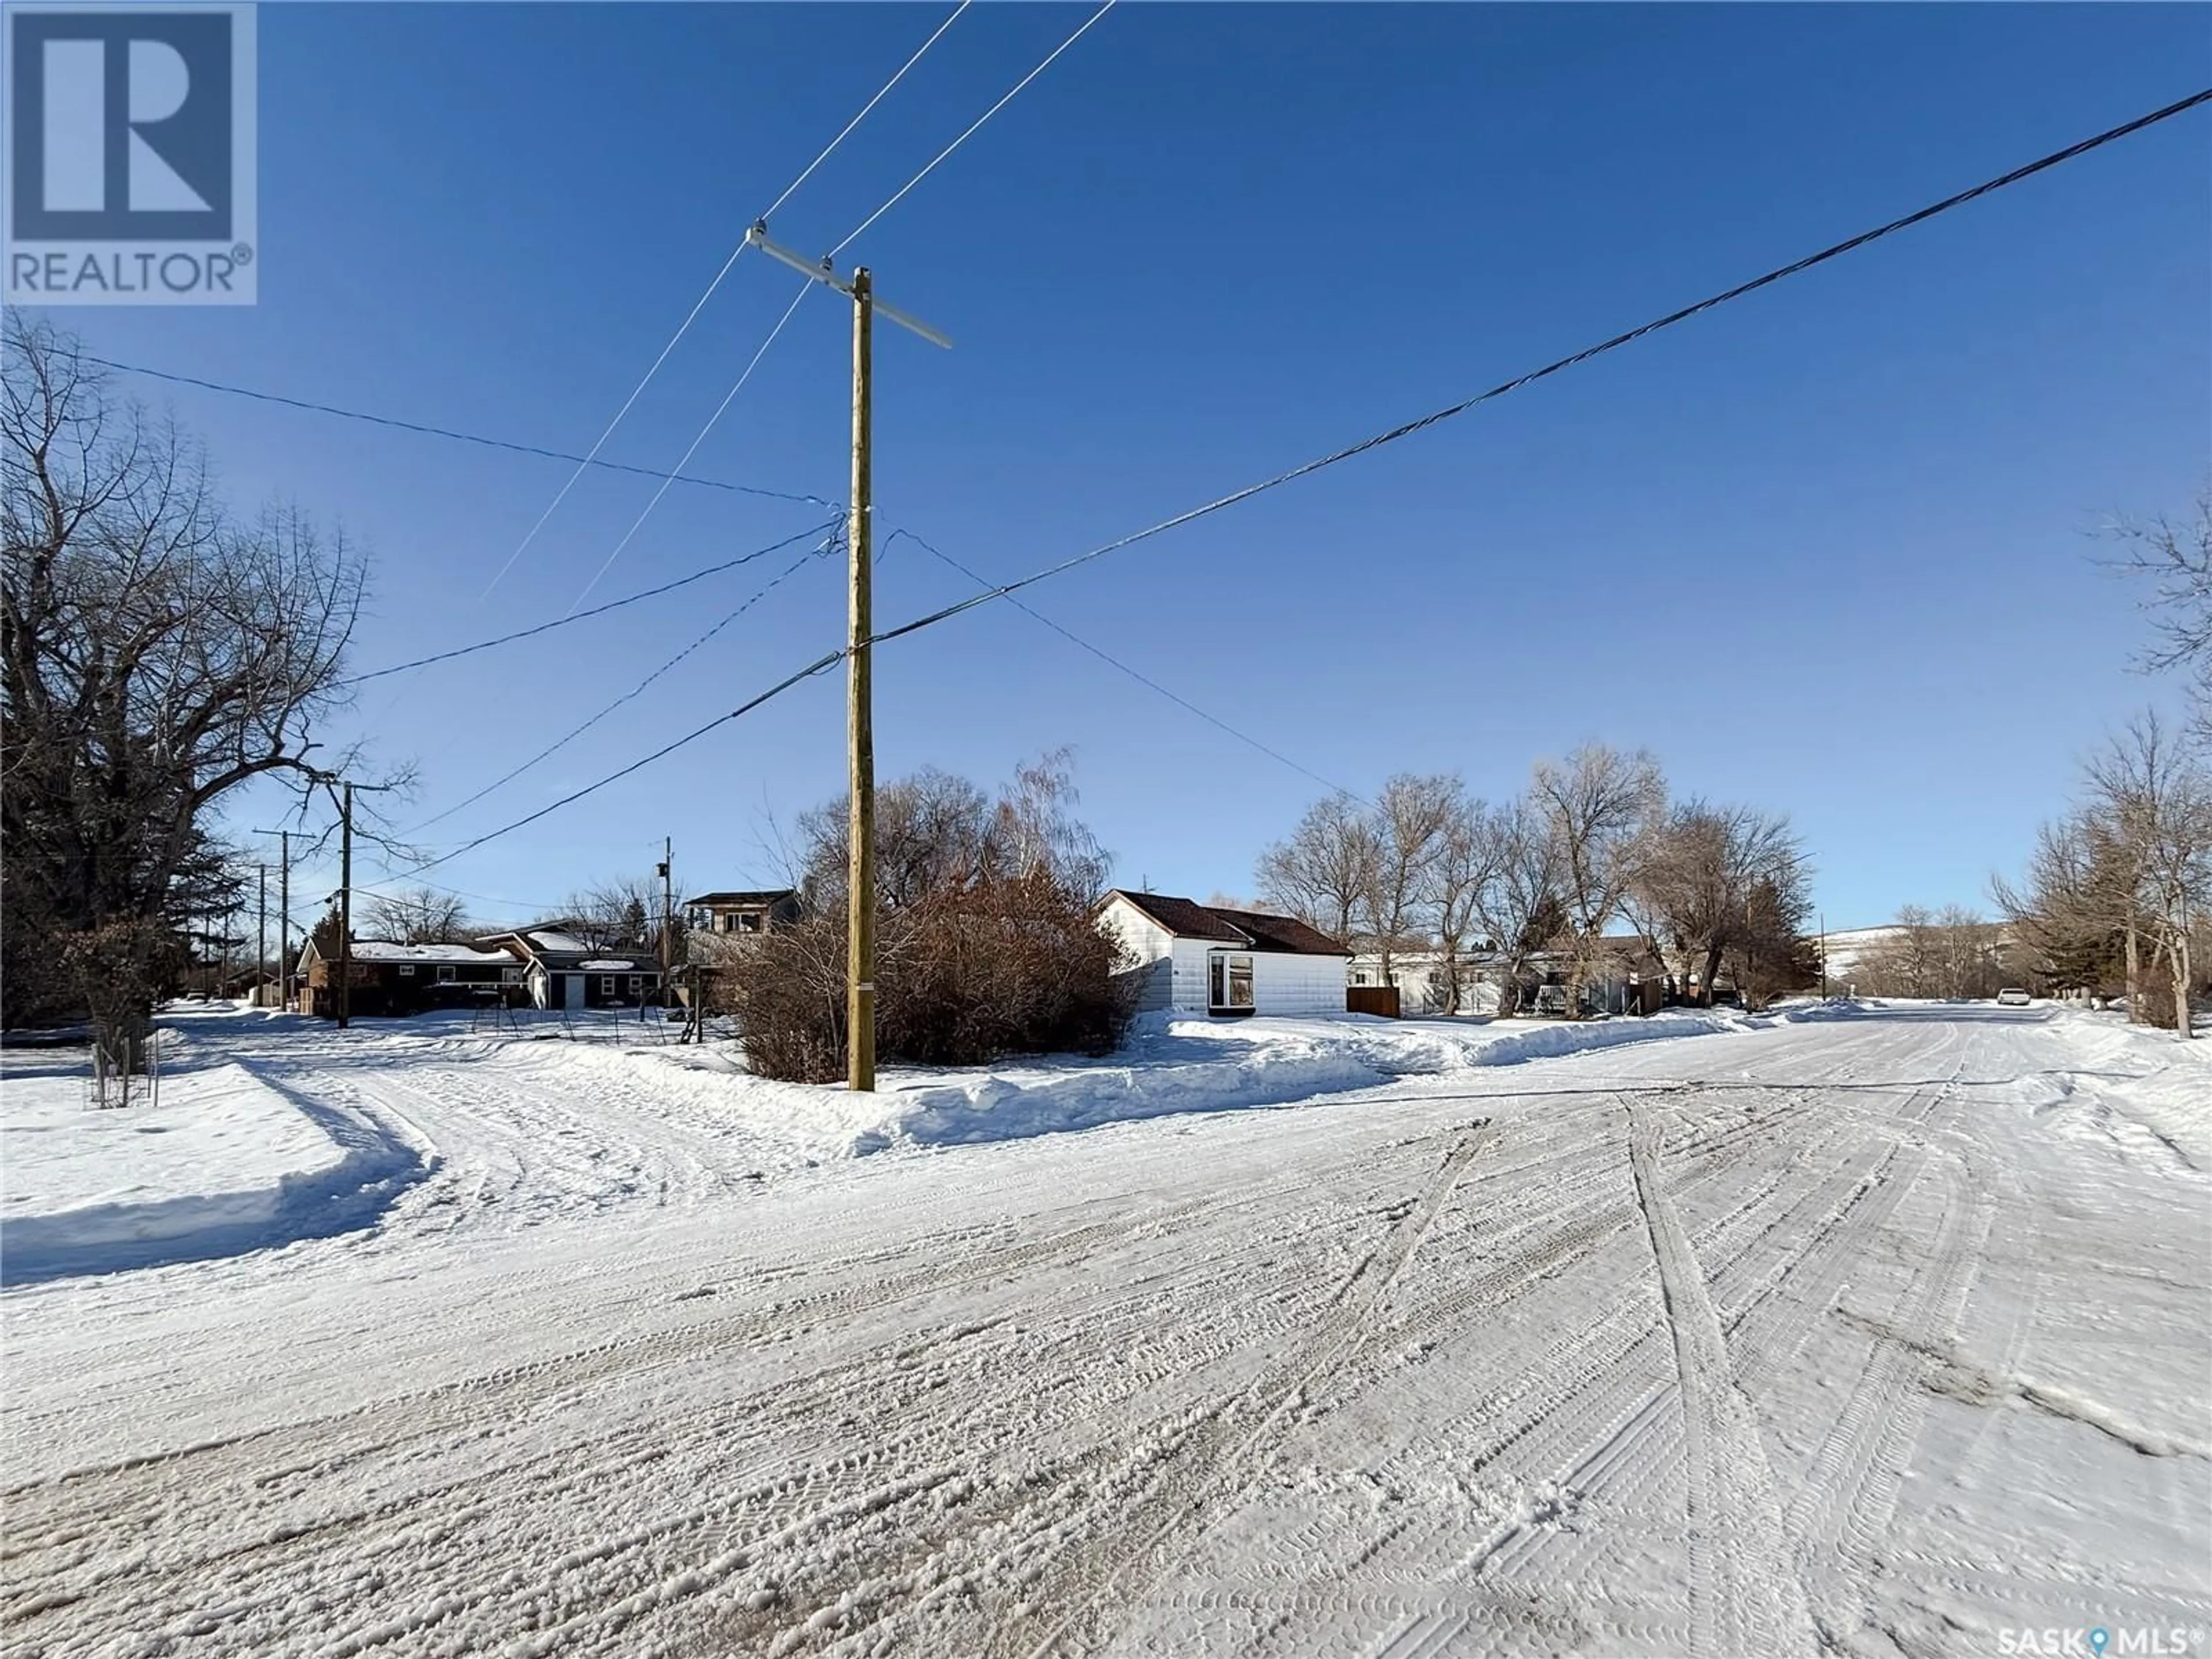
[685,889,796,908]
[521,929,591,953]
[580,959,642,972]
[346,941,514,965]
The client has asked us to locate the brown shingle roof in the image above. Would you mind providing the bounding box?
[1207,906,1353,957]
[1109,890,1245,942]
[1107,891,1350,956]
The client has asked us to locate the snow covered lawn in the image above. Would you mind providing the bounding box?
[3,1003,2206,1657]
[1,1021,430,1286]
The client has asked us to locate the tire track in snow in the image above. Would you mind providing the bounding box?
[1626,1101,1819,1659]
[1004,1123,1497,1657]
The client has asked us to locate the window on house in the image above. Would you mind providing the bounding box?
[502,967,523,984]
[736,912,762,933]
[437,966,456,984]
[1208,953,1255,1012]
[628,975,642,996]
[397,964,415,977]
[600,975,617,998]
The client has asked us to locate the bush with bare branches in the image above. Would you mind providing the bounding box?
[719,756,1134,1081]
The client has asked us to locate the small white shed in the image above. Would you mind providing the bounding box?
[1096,891,1351,1018]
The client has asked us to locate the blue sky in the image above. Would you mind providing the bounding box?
[41,2,2212,936]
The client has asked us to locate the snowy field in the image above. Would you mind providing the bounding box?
[2,1002,2207,1657]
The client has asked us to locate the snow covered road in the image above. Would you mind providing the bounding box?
[3,1008,2207,1657]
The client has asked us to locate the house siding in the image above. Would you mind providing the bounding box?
[1100,892,1349,1018]
[1243,950,1349,1016]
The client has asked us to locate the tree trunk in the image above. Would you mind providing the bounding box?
[1562,953,1588,1020]
[2126,919,2141,1022]
[90,1007,153,1095]
[2173,933,2194,1039]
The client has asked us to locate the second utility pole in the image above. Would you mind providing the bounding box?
[338,782,354,1030]
[847,268,876,1093]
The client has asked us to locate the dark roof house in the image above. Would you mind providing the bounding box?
[1096,889,1350,1018]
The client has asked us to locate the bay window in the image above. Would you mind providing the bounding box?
[1208,952,1255,1014]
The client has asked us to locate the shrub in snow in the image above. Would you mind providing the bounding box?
[720,870,1137,1082]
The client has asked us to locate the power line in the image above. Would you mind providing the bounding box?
[762,1,974,223]
[403,650,846,878]
[872,86,2212,650]
[478,1,975,603]
[565,282,816,614]
[390,88,2209,875]
[404,528,843,835]
[84,355,841,510]
[886,527,1361,800]
[830,1,1117,258]
[351,875,569,918]
[341,517,840,686]
[562,5,1112,612]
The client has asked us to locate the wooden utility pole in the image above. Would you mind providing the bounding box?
[257,865,268,1009]
[275,834,290,1009]
[338,782,354,1029]
[254,828,293,1010]
[738,225,945,1093]
[847,267,877,1092]
[658,836,675,1006]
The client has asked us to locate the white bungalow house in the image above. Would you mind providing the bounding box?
[1095,890,1351,1017]
[475,928,665,1012]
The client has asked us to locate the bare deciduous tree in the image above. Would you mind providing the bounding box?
[1625,800,1804,1005]
[362,886,474,945]
[2081,711,2211,1036]
[800,749,1110,914]
[1255,793,1376,949]
[554,876,661,953]
[1854,904,2009,1001]
[1474,798,1565,1020]
[3,317,389,1065]
[2107,488,2212,748]
[726,754,1131,1079]
[1362,773,1461,988]
[1430,794,1508,1015]
[1529,744,1665,1015]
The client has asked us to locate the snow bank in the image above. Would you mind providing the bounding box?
[2027,1007,2212,1171]
[827,1009,1772,1156]
[1,1042,429,1286]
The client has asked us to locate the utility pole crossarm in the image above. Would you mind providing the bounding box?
[745,225,953,350]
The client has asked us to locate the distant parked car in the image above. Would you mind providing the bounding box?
[1995,988,2032,1007]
